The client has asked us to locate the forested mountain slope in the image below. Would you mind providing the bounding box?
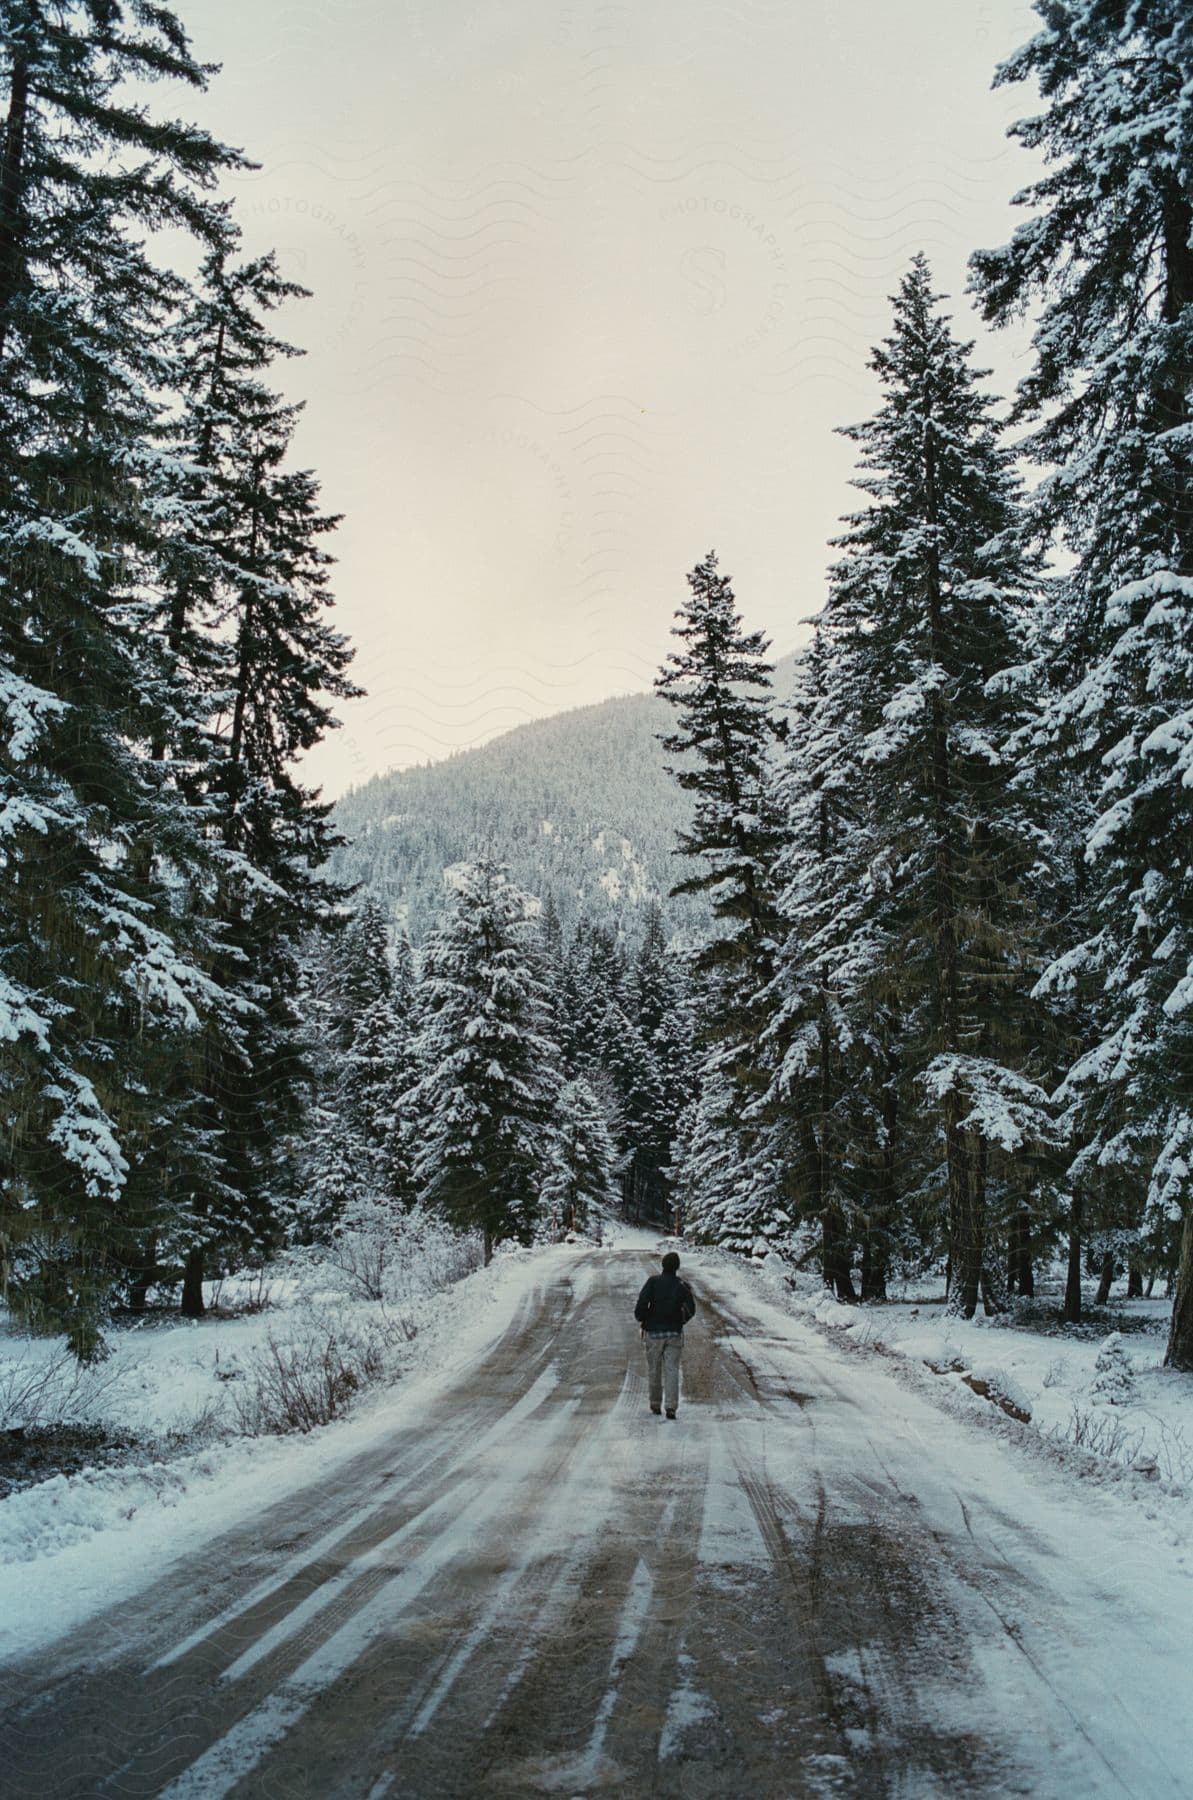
[330,657,797,942]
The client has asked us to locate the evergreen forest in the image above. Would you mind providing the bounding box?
[5,0,1193,1379]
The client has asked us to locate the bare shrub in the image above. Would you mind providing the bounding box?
[326,1199,482,1308]
[232,1317,387,1435]
[203,1267,274,1317]
[156,1396,229,1454]
[1135,1411,1193,1484]
[237,1268,276,1314]
[0,1346,123,1431]
[328,1210,390,1302]
[1054,1405,1145,1466]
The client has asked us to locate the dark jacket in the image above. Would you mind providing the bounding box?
[635,1271,696,1335]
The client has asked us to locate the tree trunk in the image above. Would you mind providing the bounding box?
[128,1236,158,1314]
[862,1048,898,1302]
[975,1140,1002,1314]
[1127,1257,1143,1299]
[947,1108,982,1318]
[180,1245,206,1319]
[0,43,31,363]
[1062,1190,1083,1322]
[1161,184,1193,574]
[483,1228,493,1267]
[822,1199,857,1302]
[980,1257,1008,1317]
[1008,1204,1034,1298]
[860,1215,886,1303]
[1095,1250,1114,1307]
[1165,1209,1193,1370]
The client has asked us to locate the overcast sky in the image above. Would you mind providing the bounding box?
[183,0,1041,798]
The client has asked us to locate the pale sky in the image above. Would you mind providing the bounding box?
[182,0,1041,798]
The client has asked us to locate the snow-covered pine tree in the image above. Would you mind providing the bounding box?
[532,889,570,1063]
[633,901,697,1229]
[407,858,557,1261]
[335,894,394,1041]
[819,257,1047,1318]
[596,1001,670,1223]
[971,1,1193,1363]
[761,626,875,1298]
[391,925,417,1015]
[559,917,630,1077]
[655,551,785,1239]
[339,991,406,1188]
[0,1,250,1354]
[673,1071,755,1249]
[303,1103,359,1236]
[291,903,408,1237]
[160,248,360,1313]
[541,1077,620,1236]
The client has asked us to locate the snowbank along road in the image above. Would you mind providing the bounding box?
[1,1246,1189,1797]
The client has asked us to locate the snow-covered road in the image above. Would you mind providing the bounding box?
[3,1246,1190,1797]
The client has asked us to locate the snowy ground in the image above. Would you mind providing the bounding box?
[4,1236,1192,1796]
[3,1231,1193,1794]
[3,1231,1192,1652]
[790,1266,1193,1488]
[0,1208,525,1657]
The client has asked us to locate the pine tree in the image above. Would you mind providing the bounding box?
[0,1,249,1354]
[761,630,874,1298]
[155,248,306,755]
[292,913,417,1235]
[971,1,1193,1363]
[162,249,360,1315]
[336,895,394,1041]
[634,901,696,1125]
[817,257,1048,1318]
[533,890,569,1060]
[597,1001,670,1223]
[541,1078,620,1235]
[303,1105,360,1237]
[674,1072,757,1250]
[655,551,785,1235]
[407,858,557,1260]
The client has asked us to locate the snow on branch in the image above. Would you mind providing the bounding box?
[1148,1111,1193,1226]
[1,670,69,763]
[0,974,51,1052]
[919,1054,1055,1152]
[1,517,104,582]
[43,1069,129,1200]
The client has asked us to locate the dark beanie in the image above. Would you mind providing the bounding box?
[661,1251,680,1273]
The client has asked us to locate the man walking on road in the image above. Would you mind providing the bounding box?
[635,1251,696,1418]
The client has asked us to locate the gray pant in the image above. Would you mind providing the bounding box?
[645,1333,682,1412]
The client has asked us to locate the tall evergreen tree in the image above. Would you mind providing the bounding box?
[655,551,785,1233]
[633,900,696,1127]
[335,894,393,1039]
[674,1071,756,1249]
[597,1001,670,1222]
[541,1077,620,1235]
[816,257,1048,1317]
[162,248,360,1314]
[407,858,557,1260]
[761,629,875,1298]
[971,0,1193,1363]
[0,1,248,1353]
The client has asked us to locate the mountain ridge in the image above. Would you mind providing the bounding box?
[330,653,798,942]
